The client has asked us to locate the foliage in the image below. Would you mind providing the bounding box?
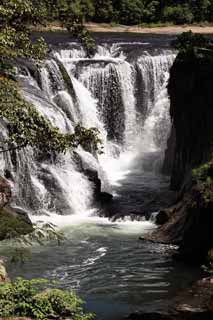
[0,1,101,155]
[171,31,211,55]
[46,0,96,56]
[93,0,114,22]
[65,23,96,57]
[193,0,211,21]
[0,207,33,242]
[0,77,102,155]
[6,221,65,264]
[116,0,144,25]
[192,161,213,181]
[19,0,213,26]
[28,0,213,26]
[0,277,94,319]
[162,4,194,24]
[142,1,159,23]
[192,160,213,206]
[0,0,48,78]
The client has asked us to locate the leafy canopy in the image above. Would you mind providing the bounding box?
[0,77,101,155]
[0,277,94,319]
[0,0,101,155]
[171,31,213,58]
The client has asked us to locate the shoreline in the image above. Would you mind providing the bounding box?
[87,23,213,34]
[33,22,213,35]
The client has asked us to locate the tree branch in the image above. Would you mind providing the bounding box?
[0,143,27,154]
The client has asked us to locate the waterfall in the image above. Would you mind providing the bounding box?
[0,42,176,217]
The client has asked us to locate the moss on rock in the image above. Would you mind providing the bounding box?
[0,206,33,241]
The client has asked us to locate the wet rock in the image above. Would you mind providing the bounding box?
[127,311,213,320]
[162,126,176,176]
[143,176,213,263]
[4,169,14,182]
[0,176,11,208]
[168,54,213,190]
[155,210,170,225]
[0,258,9,282]
[84,169,113,204]
[173,277,213,319]
[98,192,113,203]
[84,169,101,196]
[127,312,177,320]
[0,206,33,240]
[127,277,213,320]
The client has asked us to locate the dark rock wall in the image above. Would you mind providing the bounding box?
[150,53,213,263]
[167,55,213,190]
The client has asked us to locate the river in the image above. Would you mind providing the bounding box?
[0,34,202,319]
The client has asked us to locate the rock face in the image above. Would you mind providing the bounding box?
[151,52,213,263]
[0,176,11,208]
[0,175,33,240]
[155,210,170,225]
[84,169,113,204]
[0,205,33,240]
[127,277,213,320]
[144,182,213,263]
[167,54,213,190]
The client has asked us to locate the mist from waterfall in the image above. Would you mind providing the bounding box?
[0,41,176,220]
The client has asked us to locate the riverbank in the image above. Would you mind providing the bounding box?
[33,22,213,35]
[87,23,213,35]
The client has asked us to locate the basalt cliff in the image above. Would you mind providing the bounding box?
[149,51,213,264]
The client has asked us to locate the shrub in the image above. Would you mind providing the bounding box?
[171,31,210,54]
[0,277,94,320]
[192,160,213,206]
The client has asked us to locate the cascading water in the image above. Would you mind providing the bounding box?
[2,38,203,320]
[0,41,176,218]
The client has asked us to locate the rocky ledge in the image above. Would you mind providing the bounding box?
[127,277,213,320]
[148,50,213,264]
[0,175,33,240]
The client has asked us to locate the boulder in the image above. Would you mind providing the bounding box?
[84,169,113,203]
[127,277,213,320]
[0,206,33,240]
[155,210,170,225]
[84,169,101,196]
[0,176,11,208]
[98,192,113,203]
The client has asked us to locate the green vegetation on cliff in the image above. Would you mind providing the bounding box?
[0,0,101,156]
[172,31,213,59]
[0,78,101,155]
[192,160,213,207]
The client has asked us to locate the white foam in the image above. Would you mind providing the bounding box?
[30,211,156,236]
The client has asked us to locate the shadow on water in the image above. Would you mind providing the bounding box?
[102,150,177,219]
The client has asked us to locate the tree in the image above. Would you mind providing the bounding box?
[0,277,94,319]
[162,3,194,24]
[171,31,211,57]
[93,0,114,22]
[142,0,159,23]
[0,0,48,78]
[117,0,144,25]
[0,0,101,155]
[193,0,211,21]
